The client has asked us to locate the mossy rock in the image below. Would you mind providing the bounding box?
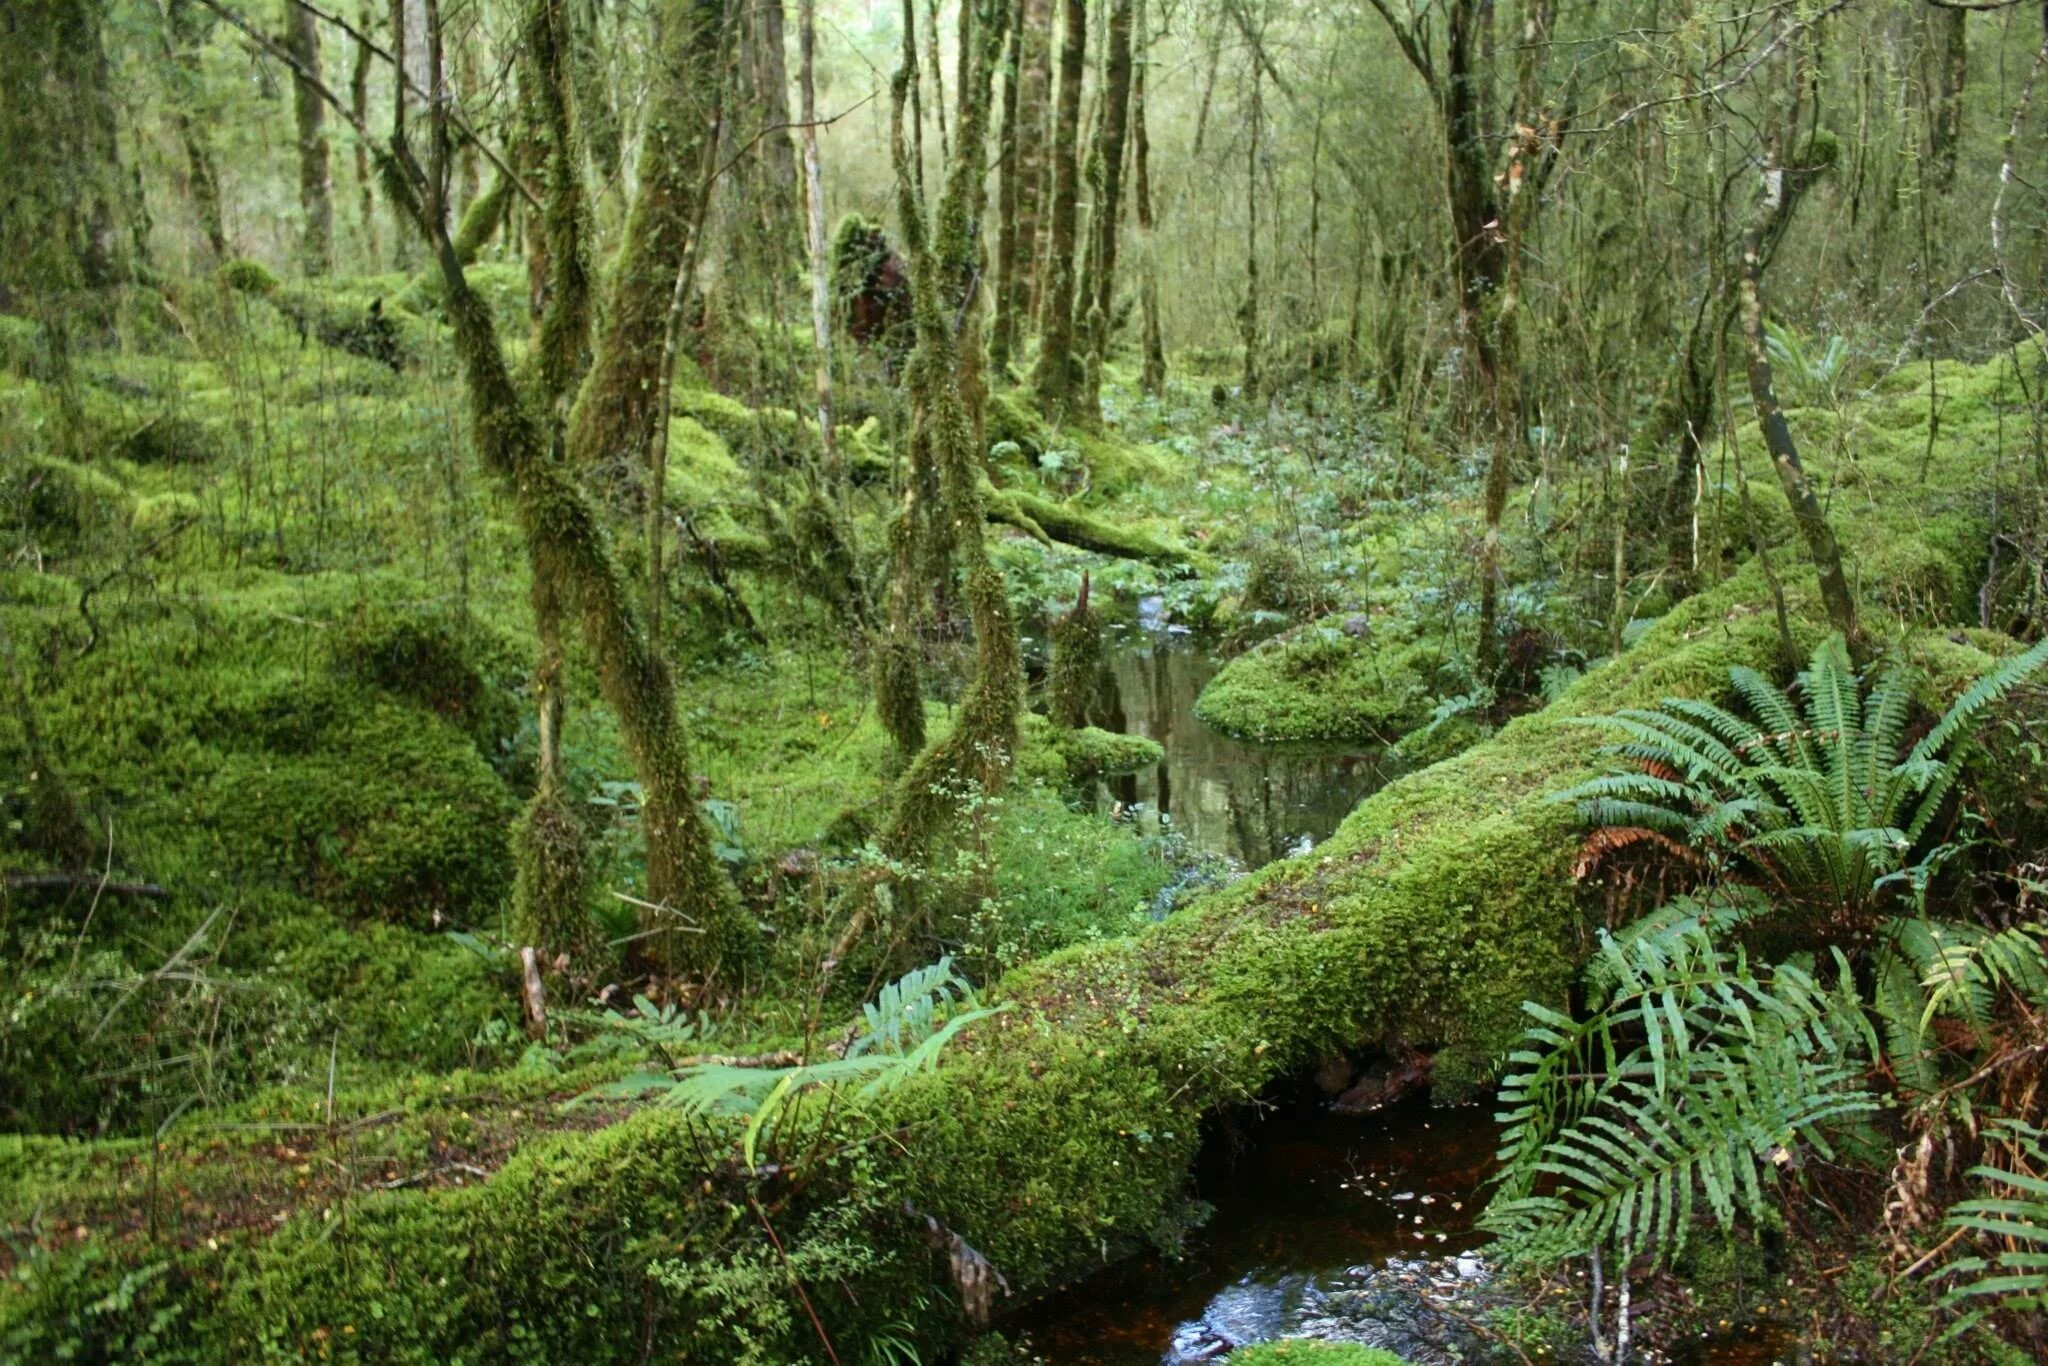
[110,413,220,466]
[1055,725,1164,781]
[1196,619,1446,744]
[1,455,128,554]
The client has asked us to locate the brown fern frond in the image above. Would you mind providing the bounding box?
[1574,826,1707,883]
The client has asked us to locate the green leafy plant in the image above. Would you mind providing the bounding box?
[1484,919,1878,1275]
[574,957,1005,1170]
[1942,1121,2048,1326]
[1556,634,2048,924]
[1763,321,1850,403]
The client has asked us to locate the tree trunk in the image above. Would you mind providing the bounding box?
[798,0,839,477]
[570,0,622,182]
[1238,63,1261,398]
[1132,0,1162,394]
[884,0,1022,866]
[523,0,594,404]
[352,3,381,265]
[1078,0,1133,416]
[285,0,334,274]
[1014,0,1053,329]
[749,0,801,260]
[1030,0,1086,418]
[1929,5,1967,194]
[1739,140,1858,647]
[566,0,728,488]
[988,0,1027,373]
[383,143,754,975]
[159,0,228,263]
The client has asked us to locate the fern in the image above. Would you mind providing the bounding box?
[574,957,1006,1171]
[1485,919,1879,1270]
[1555,634,2048,924]
[1943,1121,2048,1322]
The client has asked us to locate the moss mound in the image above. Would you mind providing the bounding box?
[1196,618,1448,743]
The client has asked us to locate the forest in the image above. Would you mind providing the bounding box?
[3,0,2048,1360]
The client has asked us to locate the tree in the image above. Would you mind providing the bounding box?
[1029,0,1086,418]
[283,0,334,274]
[1077,0,1133,416]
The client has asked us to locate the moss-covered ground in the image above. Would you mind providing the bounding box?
[2,279,2041,1360]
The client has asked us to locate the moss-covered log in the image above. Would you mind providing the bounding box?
[10,562,1956,1362]
[984,480,1197,570]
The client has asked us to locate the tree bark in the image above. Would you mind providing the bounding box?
[1739,140,1859,648]
[1929,5,1967,194]
[988,0,1027,373]
[352,2,381,265]
[798,0,839,477]
[1132,0,1162,393]
[1030,0,1086,418]
[566,0,728,488]
[285,0,334,273]
[1078,0,1133,415]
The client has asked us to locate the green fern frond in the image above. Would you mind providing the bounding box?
[1909,637,2048,769]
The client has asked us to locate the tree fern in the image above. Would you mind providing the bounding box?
[1485,919,1879,1270]
[1556,634,2048,923]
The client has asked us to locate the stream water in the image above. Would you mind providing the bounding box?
[1013,624,1501,1362]
[1092,619,1402,868]
[1008,1096,1502,1363]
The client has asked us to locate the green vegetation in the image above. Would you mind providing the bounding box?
[5,0,2048,1360]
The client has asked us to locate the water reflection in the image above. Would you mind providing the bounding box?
[1008,1099,1499,1364]
[1098,624,1402,869]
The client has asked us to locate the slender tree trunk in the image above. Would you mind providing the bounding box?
[1079,0,1133,416]
[1929,5,1967,194]
[285,0,333,273]
[750,0,801,258]
[988,0,1027,373]
[1238,63,1261,398]
[352,3,381,265]
[1132,0,1163,394]
[1030,0,1086,418]
[524,0,593,403]
[1740,138,1858,647]
[159,0,229,263]
[570,0,622,182]
[1014,0,1053,328]
[798,0,839,476]
[884,0,1021,866]
[567,0,728,488]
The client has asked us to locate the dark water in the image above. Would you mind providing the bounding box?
[1096,623,1402,869]
[1008,1098,1500,1363]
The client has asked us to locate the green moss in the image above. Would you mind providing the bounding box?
[2,455,128,555]
[1196,620,1447,743]
[1228,1345,1406,1366]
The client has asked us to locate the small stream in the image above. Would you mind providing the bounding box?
[1008,1097,1502,1363]
[1015,621,1498,1362]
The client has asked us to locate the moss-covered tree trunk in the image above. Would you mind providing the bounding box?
[383,145,753,973]
[522,0,593,403]
[987,0,1027,374]
[883,0,1021,867]
[566,0,726,488]
[1029,0,1086,419]
[1015,0,1053,324]
[1929,5,1967,195]
[160,0,229,263]
[1077,0,1132,417]
[350,3,382,266]
[1132,0,1163,395]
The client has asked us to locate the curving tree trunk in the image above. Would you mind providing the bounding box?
[566,0,727,487]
